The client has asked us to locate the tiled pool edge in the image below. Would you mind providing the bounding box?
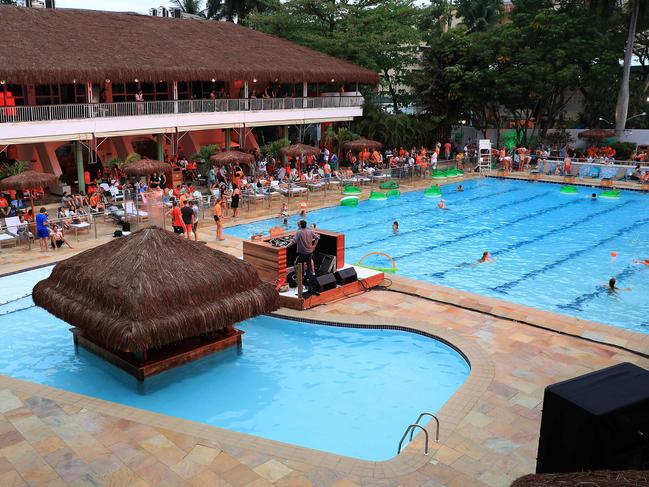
[386,274,649,358]
[0,310,493,481]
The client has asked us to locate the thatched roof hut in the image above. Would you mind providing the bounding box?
[511,470,649,486]
[122,159,172,177]
[280,144,320,158]
[0,6,378,85]
[578,129,615,140]
[0,170,57,190]
[343,138,383,151]
[33,227,279,355]
[210,151,255,166]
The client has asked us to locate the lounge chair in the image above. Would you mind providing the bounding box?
[4,216,30,245]
[124,201,149,221]
[0,219,17,247]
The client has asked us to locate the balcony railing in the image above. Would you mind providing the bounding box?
[0,96,365,124]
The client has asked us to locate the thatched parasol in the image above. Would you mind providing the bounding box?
[33,227,279,353]
[343,138,383,151]
[210,150,255,166]
[122,159,171,177]
[0,170,58,212]
[511,470,649,486]
[578,129,615,140]
[280,144,320,158]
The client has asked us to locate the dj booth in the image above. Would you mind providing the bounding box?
[242,229,384,309]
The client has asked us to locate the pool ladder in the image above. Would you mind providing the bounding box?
[397,412,440,455]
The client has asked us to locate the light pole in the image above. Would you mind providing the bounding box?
[598,112,646,126]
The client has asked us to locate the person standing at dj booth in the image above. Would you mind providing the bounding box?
[291,219,320,285]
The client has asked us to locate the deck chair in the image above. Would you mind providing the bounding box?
[0,218,17,247]
[4,216,30,245]
[124,201,149,220]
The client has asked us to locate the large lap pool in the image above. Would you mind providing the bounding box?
[227,179,649,333]
[0,266,469,461]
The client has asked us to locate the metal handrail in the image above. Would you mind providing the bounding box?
[410,412,440,442]
[398,424,429,455]
[0,95,365,124]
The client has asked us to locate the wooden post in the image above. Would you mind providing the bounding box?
[156,133,164,161]
[75,141,85,193]
[296,262,303,299]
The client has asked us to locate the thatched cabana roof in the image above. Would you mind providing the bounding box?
[343,138,383,151]
[578,129,615,139]
[210,151,255,166]
[122,159,172,177]
[0,6,378,85]
[0,170,57,191]
[32,227,279,352]
[511,470,649,486]
[280,144,320,158]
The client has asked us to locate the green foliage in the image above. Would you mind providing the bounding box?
[106,158,123,170]
[543,130,574,148]
[260,138,289,159]
[609,142,637,160]
[190,145,219,162]
[0,160,27,179]
[324,127,357,159]
[455,0,501,32]
[249,0,423,112]
[124,153,141,165]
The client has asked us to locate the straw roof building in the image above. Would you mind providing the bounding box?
[0,6,378,85]
[33,227,279,379]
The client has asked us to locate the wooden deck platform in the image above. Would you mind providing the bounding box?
[71,327,243,381]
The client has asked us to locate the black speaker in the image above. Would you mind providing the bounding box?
[334,267,358,285]
[286,271,298,288]
[311,273,337,293]
[536,362,649,473]
[314,253,337,276]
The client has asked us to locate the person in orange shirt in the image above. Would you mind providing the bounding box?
[0,193,10,217]
[166,201,184,234]
[371,150,380,163]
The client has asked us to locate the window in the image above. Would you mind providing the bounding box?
[34,83,85,105]
[0,84,25,107]
[111,82,139,102]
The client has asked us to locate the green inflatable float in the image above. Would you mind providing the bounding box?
[379,181,400,190]
[446,168,463,178]
[342,186,362,195]
[386,189,401,198]
[424,186,442,198]
[432,170,448,180]
[369,191,387,200]
[600,189,621,199]
[355,251,398,274]
[560,185,578,195]
[340,196,359,207]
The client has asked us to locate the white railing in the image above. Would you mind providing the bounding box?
[0,96,365,124]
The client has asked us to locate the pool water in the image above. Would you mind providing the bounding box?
[227,179,649,333]
[0,266,469,461]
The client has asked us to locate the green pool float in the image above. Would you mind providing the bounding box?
[342,186,362,195]
[560,185,578,195]
[432,170,448,179]
[369,191,387,200]
[386,189,401,198]
[340,196,359,207]
[447,169,463,177]
[600,189,621,199]
[424,186,442,198]
[379,181,400,190]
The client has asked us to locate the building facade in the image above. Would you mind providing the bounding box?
[0,6,377,190]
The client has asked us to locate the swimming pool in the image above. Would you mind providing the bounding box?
[0,266,469,461]
[227,179,649,333]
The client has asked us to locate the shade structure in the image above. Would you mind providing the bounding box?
[122,159,172,177]
[32,227,279,353]
[210,150,255,166]
[512,471,649,486]
[0,170,57,191]
[343,138,383,151]
[280,144,320,158]
[578,129,615,140]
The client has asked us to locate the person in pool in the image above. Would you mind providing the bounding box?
[392,221,398,234]
[607,277,631,292]
[591,193,597,200]
[633,258,649,266]
[477,251,494,263]
[457,185,463,192]
[438,199,448,209]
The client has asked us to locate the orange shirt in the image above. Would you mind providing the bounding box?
[89,194,99,207]
[0,197,8,208]
[171,206,183,227]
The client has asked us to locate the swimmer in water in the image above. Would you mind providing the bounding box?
[392,221,399,234]
[282,218,288,226]
[607,277,631,292]
[279,202,289,218]
[477,251,494,263]
[633,258,649,266]
[591,193,597,200]
[457,184,463,192]
[438,199,448,209]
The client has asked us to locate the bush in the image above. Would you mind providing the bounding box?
[609,142,636,160]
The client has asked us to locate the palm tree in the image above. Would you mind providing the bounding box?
[172,0,206,15]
